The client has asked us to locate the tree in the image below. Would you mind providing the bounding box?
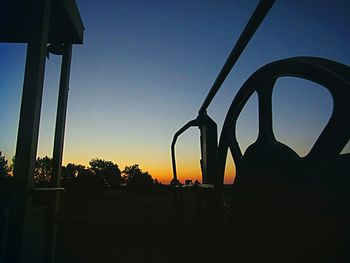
[0,152,10,177]
[75,165,101,193]
[34,156,53,186]
[61,163,82,191]
[89,158,121,189]
[61,163,86,179]
[122,164,154,191]
[9,156,15,173]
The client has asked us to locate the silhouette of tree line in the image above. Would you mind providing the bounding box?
[0,152,11,178]
[0,152,161,193]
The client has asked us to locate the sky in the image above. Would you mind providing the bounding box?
[1,0,350,184]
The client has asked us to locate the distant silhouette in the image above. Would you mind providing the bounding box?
[122,164,154,192]
[89,158,121,190]
[170,178,181,186]
[185,179,193,185]
[34,156,53,187]
[0,152,10,178]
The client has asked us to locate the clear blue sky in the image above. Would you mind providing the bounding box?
[1,0,349,183]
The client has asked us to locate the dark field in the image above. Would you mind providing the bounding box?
[55,188,350,263]
[56,189,213,263]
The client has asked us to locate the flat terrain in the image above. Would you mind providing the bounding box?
[56,189,211,263]
[55,188,350,262]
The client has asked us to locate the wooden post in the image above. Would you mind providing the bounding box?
[10,0,51,261]
[47,42,72,262]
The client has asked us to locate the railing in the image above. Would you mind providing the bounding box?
[0,183,70,262]
[32,187,71,219]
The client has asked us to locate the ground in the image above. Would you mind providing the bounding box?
[56,189,207,263]
[55,187,350,262]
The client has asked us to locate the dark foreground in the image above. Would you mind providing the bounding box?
[56,189,242,263]
[55,188,350,263]
[56,189,204,263]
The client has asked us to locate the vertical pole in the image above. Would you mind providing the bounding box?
[47,43,72,262]
[199,114,218,184]
[10,0,51,261]
[52,43,72,188]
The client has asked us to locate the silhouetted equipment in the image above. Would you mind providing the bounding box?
[0,1,84,262]
[171,0,276,186]
[171,119,198,183]
[217,57,350,183]
[172,0,276,215]
[172,0,350,260]
[198,0,276,116]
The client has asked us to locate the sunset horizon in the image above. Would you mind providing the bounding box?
[1,1,350,262]
[2,0,350,185]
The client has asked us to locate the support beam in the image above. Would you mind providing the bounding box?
[52,43,72,188]
[47,42,73,262]
[10,0,52,261]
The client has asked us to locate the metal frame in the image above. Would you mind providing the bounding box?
[171,0,276,224]
[170,0,350,230]
[10,2,53,261]
[171,0,275,186]
[1,1,84,262]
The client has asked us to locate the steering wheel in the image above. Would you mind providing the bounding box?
[215,56,350,259]
[218,56,350,186]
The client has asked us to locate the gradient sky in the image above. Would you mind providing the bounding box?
[1,0,349,184]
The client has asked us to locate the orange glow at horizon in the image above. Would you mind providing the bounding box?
[61,147,237,185]
[62,153,203,185]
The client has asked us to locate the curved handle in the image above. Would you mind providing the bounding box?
[171,119,199,182]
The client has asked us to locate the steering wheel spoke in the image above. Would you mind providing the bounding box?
[257,79,276,143]
[218,56,350,184]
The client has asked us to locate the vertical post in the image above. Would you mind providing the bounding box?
[10,0,51,261]
[52,43,72,188]
[199,114,218,184]
[47,42,72,262]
